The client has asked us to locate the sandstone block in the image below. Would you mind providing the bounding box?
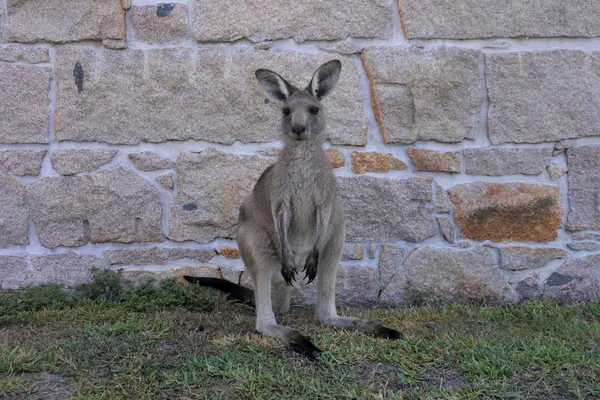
[544,254,600,303]
[217,246,240,259]
[339,265,380,306]
[486,51,600,144]
[572,232,600,241]
[0,256,29,289]
[351,152,406,174]
[169,248,215,262]
[436,216,456,243]
[362,46,480,144]
[547,167,567,181]
[0,174,29,247]
[29,167,163,248]
[51,149,117,175]
[325,149,344,169]
[408,149,460,173]
[449,182,562,242]
[378,244,405,286]
[499,246,567,271]
[29,253,103,287]
[464,148,552,176]
[128,152,172,171]
[435,183,452,213]
[0,45,49,63]
[0,150,46,176]
[156,173,175,189]
[566,146,600,231]
[568,242,600,252]
[342,243,364,261]
[103,247,170,265]
[131,4,189,44]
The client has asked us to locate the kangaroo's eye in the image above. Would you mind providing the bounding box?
[309,107,320,115]
[282,108,291,117]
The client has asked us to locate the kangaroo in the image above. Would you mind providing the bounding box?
[185,60,402,358]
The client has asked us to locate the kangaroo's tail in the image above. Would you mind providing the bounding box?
[184,276,255,307]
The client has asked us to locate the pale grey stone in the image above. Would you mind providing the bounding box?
[102,39,127,49]
[464,148,552,176]
[169,149,272,243]
[55,48,366,146]
[568,242,600,252]
[362,46,480,144]
[339,265,380,306]
[338,176,435,242]
[0,256,29,289]
[0,174,29,247]
[435,183,452,214]
[131,4,189,44]
[567,146,600,232]
[257,147,282,157]
[547,167,567,181]
[403,247,519,303]
[29,253,103,287]
[193,0,392,43]
[319,42,364,55]
[169,248,215,262]
[342,243,364,261]
[378,244,405,286]
[368,244,379,259]
[499,246,567,271]
[219,266,243,284]
[128,152,172,171]
[6,0,125,43]
[399,0,600,39]
[0,64,51,143]
[437,216,456,244]
[486,51,600,144]
[544,254,600,303]
[51,149,117,175]
[29,167,163,248]
[0,150,46,176]
[104,247,170,265]
[0,45,49,63]
[572,232,600,241]
[156,173,174,189]
[553,139,575,156]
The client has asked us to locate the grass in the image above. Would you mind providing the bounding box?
[1,271,599,399]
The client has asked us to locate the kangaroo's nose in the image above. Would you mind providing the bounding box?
[292,124,306,136]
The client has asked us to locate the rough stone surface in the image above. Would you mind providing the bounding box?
[378,244,405,287]
[55,48,366,146]
[436,216,456,243]
[368,244,379,259]
[169,249,215,262]
[554,140,575,156]
[0,150,46,176]
[29,253,104,287]
[338,176,435,242]
[403,247,519,303]
[128,152,172,171]
[339,265,380,306]
[131,4,189,44]
[0,256,29,289]
[0,64,51,144]
[568,242,600,252]
[0,45,49,63]
[398,0,600,39]
[572,232,600,241]
[464,148,552,176]
[169,149,272,242]
[29,167,163,248]
[486,51,600,144]
[193,0,392,42]
[408,149,461,173]
[516,276,541,300]
[342,243,364,261]
[319,42,364,55]
[6,0,125,43]
[499,246,567,271]
[257,147,282,157]
[547,167,567,181]
[102,39,127,49]
[51,149,117,175]
[0,174,29,247]
[103,248,170,265]
[567,146,600,232]
[351,152,407,174]
[217,246,240,259]
[326,149,344,169]
[450,182,562,242]
[156,173,174,190]
[544,254,600,303]
[435,183,452,213]
[362,46,480,144]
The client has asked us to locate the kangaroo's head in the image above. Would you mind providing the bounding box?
[255,60,341,142]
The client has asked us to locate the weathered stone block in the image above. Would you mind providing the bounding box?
[0,256,29,289]
[499,246,567,271]
[6,0,125,43]
[131,4,189,44]
[516,276,541,300]
[0,174,29,247]
[193,0,392,42]
[435,183,452,214]
[342,243,364,261]
[169,248,215,262]
[567,146,600,231]
[0,45,49,63]
[339,265,380,306]
[0,64,51,144]
[29,253,103,287]
[572,232,600,241]
[351,152,406,174]
[169,149,272,243]
[568,242,600,252]
[408,149,461,173]
[55,48,366,145]
[320,42,364,55]
[338,176,435,242]
[217,246,240,259]
[325,149,344,169]
[436,216,456,243]
[103,248,170,265]
[362,46,480,144]
[29,167,163,248]
[464,148,552,176]
[486,51,600,144]
[378,244,405,286]
[450,182,562,242]
[128,152,172,171]
[544,254,600,303]
[398,0,600,39]
[547,167,567,181]
[156,173,175,189]
[0,150,46,176]
[51,149,117,175]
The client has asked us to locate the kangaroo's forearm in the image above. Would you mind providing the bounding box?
[275,202,297,285]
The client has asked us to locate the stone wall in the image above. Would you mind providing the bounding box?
[1,0,600,305]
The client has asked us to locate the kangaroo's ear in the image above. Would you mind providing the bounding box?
[255,69,294,102]
[307,60,342,100]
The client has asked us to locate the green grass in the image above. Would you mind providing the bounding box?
[1,272,599,399]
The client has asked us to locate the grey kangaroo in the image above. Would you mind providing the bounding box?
[185,60,402,358]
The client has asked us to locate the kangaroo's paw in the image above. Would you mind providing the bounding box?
[302,249,318,284]
[281,263,298,286]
